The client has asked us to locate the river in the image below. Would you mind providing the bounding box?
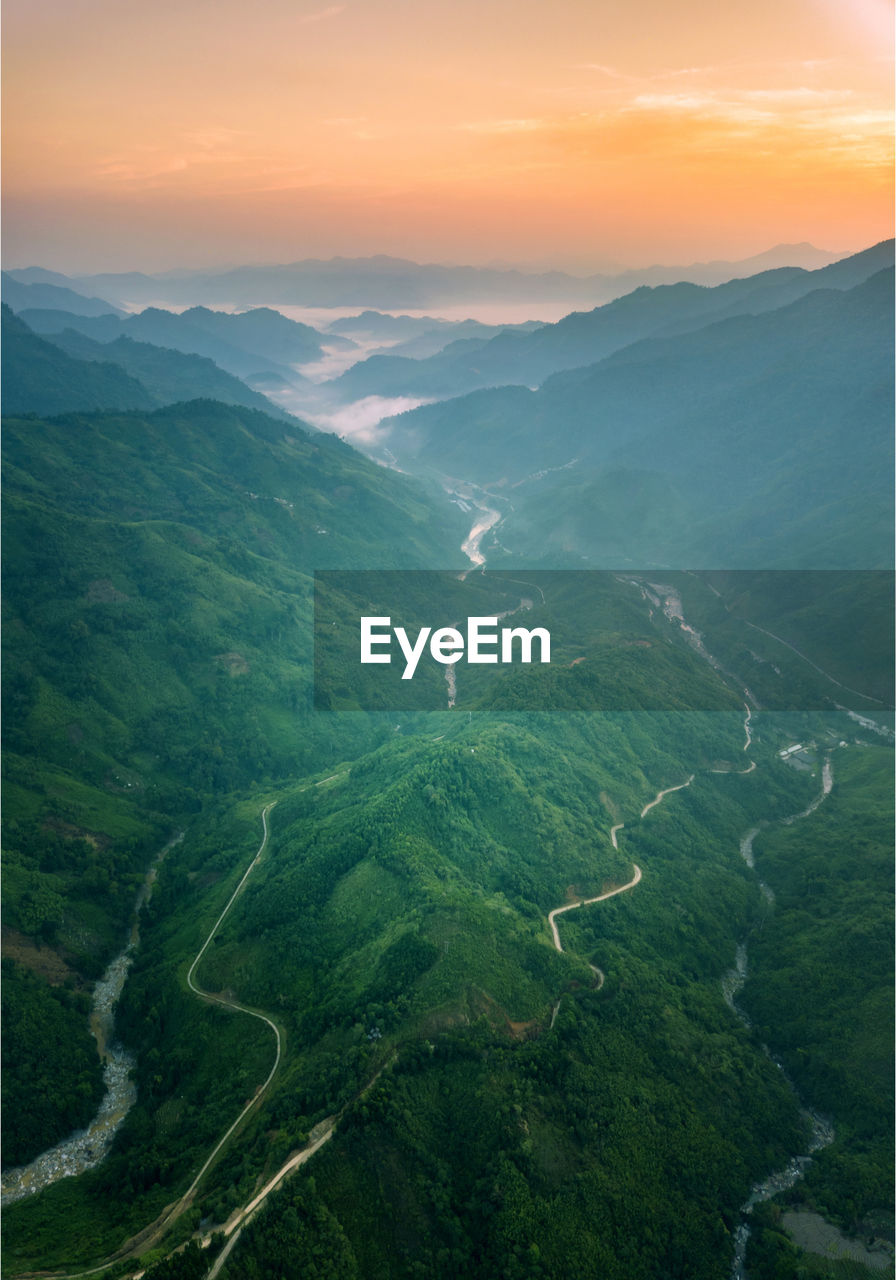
[442,503,529,708]
[461,505,501,567]
[727,759,836,1279]
[638,574,842,1272]
[1,832,182,1206]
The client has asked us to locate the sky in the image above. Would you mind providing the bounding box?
[2,0,893,273]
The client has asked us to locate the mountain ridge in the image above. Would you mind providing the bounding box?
[3,241,856,310]
[323,240,894,404]
[375,268,894,568]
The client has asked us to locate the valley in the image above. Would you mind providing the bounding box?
[1,244,892,1280]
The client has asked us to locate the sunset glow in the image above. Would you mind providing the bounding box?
[3,0,892,270]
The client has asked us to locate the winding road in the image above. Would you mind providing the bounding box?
[42,805,285,1279]
[545,702,751,999]
[546,766,698,987]
[547,864,643,955]
[640,775,694,818]
[547,865,643,990]
[177,803,283,1216]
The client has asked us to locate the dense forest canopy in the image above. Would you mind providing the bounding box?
[2,246,892,1279]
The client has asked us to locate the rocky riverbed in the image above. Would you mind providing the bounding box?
[1,832,182,1205]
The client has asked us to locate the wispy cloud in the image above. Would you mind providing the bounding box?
[572,63,640,82]
[461,118,544,134]
[295,5,345,25]
[458,82,893,177]
[298,395,432,447]
[92,136,306,191]
[183,128,252,149]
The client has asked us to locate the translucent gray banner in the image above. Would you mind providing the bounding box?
[313,570,894,713]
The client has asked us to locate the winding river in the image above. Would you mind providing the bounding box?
[461,506,501,567]
[1,832,182,1206]
[727,757,836,1279]
[6,513,862,1274]
[648,583,842,1274]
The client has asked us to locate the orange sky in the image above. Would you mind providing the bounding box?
[2,0,893,271]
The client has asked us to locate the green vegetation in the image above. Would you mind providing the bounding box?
[206,718,817,1279]
[377,269,894,569]
[1,397,467,1173]
[1,305,154,416]
[741,746,894,1230]
[672,570,894,710]
[1,705,816,1273]
[1,959,105,1166]
[2,248,892,1279]
[40,328,299,420]
[315,569,745,712]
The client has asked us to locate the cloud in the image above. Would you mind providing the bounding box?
[295,5,345,25]
[183,128,252,150]
[299,395,432,447]
[455,82,893,184]
[572,64,639,82]
[461,118,544,135]
[92,131,261,187]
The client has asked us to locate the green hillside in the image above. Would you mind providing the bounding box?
[380,272,893,569]
[1,305,155,416]
[1,250,892,1280]
[326,241,893,404]
[38,328,298,420]
[1,397,467,1174]
[3,707,823,1272]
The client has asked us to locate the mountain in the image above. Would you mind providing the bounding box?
[325,311,546,358]
[324,240,894,403]
[18,308,124,342]
[39,328,301,421]
[2,307,300,421]
[16,305,333,386]
[326,310,474,339]
[599,240,846,290]
[3,243,847,312]
[2,243,892,1280]
[376,269,894,568]
[172,304,356,365]
[1,394,469,1170]
[1,271,124,318]
[4,266,87,287]
[1,305,155,416]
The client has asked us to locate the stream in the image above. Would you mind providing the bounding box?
[652,581,763,708]
[1,832,182,1206]
[461,505,500,568]
[726,759,836,1278]
[444,504,531,708]
[634,575,841,1274]
[634,574,841,1273]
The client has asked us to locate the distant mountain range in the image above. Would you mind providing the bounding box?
[324,240,894,403]
[1,306,298,420]
[13,304,355,388]
[324,311,545,360]
[375,261,894,568]
[0,271,126,318]
[4,240,891,571]
[4,242,847,310]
